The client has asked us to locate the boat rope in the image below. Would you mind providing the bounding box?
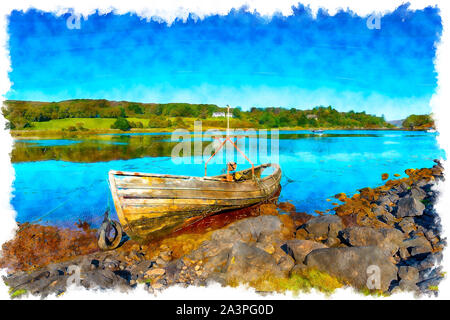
[281,172,295,187]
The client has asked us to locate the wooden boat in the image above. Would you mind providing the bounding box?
[98,106,282,250]
[106,163,281,245]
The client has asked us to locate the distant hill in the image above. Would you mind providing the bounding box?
[387,119,404,128]
[2,99,395,131]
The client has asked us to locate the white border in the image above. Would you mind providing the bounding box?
[0,0,449,300]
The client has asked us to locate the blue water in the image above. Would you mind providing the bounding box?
[15,139,82,147]
[11,130,445,228]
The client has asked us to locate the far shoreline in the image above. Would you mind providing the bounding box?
[9,126,431,138]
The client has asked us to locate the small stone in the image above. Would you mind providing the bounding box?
[395,196,425,218]
[283,240,327,264]
[156,258,167,266]
[160,251,172,262]
[398,279,420,293]
[397,217,416,234]
[398,266,419,282]
[152,282,164,290]
[145,268,166,278]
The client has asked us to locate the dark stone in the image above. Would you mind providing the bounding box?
[411,187,427,201]
[340,226,404,255]
[284,240,327,264]
[398,266,419,282]
[401,236,433,257]
[211,215,283,244]
[302,215,343,240]
[398,279,420,293]
[223,241,283,282]
[304,246,398,292]
[395,196,425,218]
[397,217,416,235]
[376,210,396,225]
[81,269,128,290]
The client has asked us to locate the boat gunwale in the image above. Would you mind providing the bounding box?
[108,163,281,240]
[109,163,280,183]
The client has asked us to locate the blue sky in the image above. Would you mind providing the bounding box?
[6,4,442,120]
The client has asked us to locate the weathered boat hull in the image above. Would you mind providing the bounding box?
[109,163,281,242]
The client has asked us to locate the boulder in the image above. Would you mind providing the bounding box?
[408,252,442,272]
[223,242,283,283]
[304,246,398,291]
[301,215,343,240]
[211,215,283,244]
[276,254,295,274]
[398,266,419,282]
[411,187,427,201]
[417,276,442,293]
[376,210,396,225]
[397,217,416,235]
[387,192,400,204]
[376,195,391,207]
[340,226,404,254]
[401,236,433,257]
[284,240,327,264]
[81,269,128,290]
[398,279,420,293]
[395,196,425,218]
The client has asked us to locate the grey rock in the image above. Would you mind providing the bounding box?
[417,276,442,293]
[324,237,341,247]
[377,211,396,225]
[411,187,427,201]
[395,196,425,218]
[408,252,443,271]
[224,241,283,282]
[419,267,443,282]
[340,226,404,255]
[398,279,420,293]
[284,240,327,264]
[81,269,128,290]
[398,266,419,282]
[376,195,391,207]
[305,246,398,292]
[397,217,416,235]
[387,193,400,204]
[277,254,295,274]
[398,247,410,260]
[302,215,343,240]
[401,236,433,257]
[211,215,283,244]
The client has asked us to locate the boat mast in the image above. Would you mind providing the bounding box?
[204,104,254,177]
[226,104,230,139]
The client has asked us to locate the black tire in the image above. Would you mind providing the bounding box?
[98,219,123,250]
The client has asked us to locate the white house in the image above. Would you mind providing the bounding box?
[212,112,233,118]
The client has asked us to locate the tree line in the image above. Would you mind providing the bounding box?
[2,99,394,130]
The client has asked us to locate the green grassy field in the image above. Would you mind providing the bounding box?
[30,118,151,130]
[28,117,250,131]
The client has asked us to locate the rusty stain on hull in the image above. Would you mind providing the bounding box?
[109,163,282,242]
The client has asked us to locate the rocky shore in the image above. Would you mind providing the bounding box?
[1,161,445,298]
